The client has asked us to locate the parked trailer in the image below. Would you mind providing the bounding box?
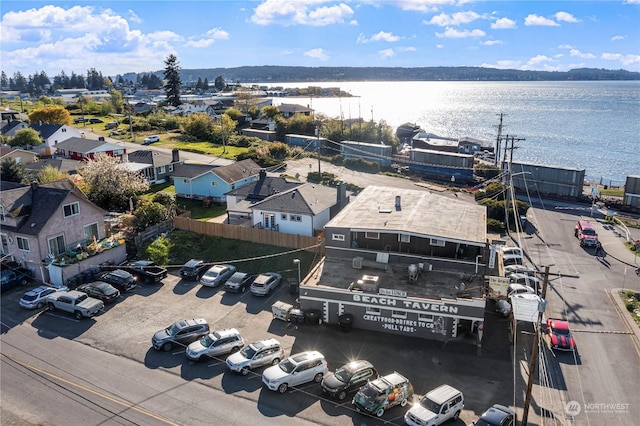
[405,148,474,183]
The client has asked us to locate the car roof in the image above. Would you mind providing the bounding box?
[250,338,280,349]
[254,272,278,283]
[109,269,132,277]
[480,404,515,423]
[213,328,241,338]
[340,360,374,372]
[178,318,208,328]
[24,285,53,296]
[289,351,324,364]
[548,319,570,330]
[184,259,204,267]
[379,372,409,387]
[425,384,462,404]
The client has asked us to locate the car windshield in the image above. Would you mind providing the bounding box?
[204,270,219,279]
[166,323,181,336]
[420,396,442,412]
[333,366,353,383]
[22,294,37,301]
[278,359,295,373]
[554,327,570,336]
[582,229,597,236]
[241,345,258,359]
[201,333,218,347]
[474,420,494,426]
[358,385,382,403]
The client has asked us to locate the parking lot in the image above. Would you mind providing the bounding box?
[0,267,519,425]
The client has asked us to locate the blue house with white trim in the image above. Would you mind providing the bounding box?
[171,159,263,203]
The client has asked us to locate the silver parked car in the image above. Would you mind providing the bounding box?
[19,285,68,309]
[226,338,285,375]
[186,328,244,361]
[250,272,282,296]
[200,264,236,287]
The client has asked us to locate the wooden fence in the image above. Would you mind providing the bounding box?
[173,216,324,253]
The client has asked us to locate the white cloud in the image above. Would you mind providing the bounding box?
[524,14,559,26]
[357,31,401,43]
[251,0,354,26]
[127,9,142,24]
[436,44,444,49]
[304,48,329,60]
[436,28,485,38]
[528,54,553,65]
[378,48,396,59]
[611,35,626,41]
[602,52,640,66]
[482,40,503,46]
[555,12,580,23]
[185,28,229,48]
[558,44,574,49]
[569,49,595,59]
[481,60,522,69]
[425,11,482,26]
[349,20,358,26]
[491,17,516,29]
[395,0,459,12]
[624,0,640,3]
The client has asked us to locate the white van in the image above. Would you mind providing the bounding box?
[405,384,464,426]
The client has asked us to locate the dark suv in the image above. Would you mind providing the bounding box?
[180,259,207,281]
[152,318,210,351]
[98,269,136,292]
[322,360,378,401]
[474,404,516,426]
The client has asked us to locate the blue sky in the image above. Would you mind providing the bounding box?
[1,1,639,78]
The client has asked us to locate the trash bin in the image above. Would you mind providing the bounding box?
[338,313,354,332]
[304,309,322,325]
[288,278,299,295]
[290,309,304,325]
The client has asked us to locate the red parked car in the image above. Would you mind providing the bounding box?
[546,318,576,351]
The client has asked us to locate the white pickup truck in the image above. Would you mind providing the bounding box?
[46,290,104,319]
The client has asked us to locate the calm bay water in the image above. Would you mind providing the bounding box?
[271,81,640,185]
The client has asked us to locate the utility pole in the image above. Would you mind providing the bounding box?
[503,135,525,233]
[495,113,506,167]
[522,265,550,425]
[316,124,321,174]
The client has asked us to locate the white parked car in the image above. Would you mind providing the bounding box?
[200,264,236,287]
[508,273,541,293]
[499,246,523,257]
[262,350,328,393]
[405,384,464,426]
[142,135,160,145]
[503,265,535,276]
[186,328,244,361]
[507,283,536,296]
[250,272,282,296]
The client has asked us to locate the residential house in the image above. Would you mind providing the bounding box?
[30,123,83,156]
[0,180,126,285]
[172,159,262,202]
[276,103,314,118]
[167,103,217,117]
[457,137,487,154]
[1,120,29,137]
[132,101,157,114]
[54,137,125,161]
[0,147,38,165]
[250,182,348,237]
[411,132,459,152]
[127,149,182,184]
[225,170,303,225]
[24,158,84,176]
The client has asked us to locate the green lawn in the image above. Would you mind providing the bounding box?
[176,198,227,220]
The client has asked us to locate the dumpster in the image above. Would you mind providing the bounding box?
[304,309,322,325]
[338,313,354,332]
[290,309,305,325]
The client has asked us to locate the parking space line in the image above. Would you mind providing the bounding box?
[44,312,80,322]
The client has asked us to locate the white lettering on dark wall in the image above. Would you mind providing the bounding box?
[352,294,458,314]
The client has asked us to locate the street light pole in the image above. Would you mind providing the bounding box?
[293,258,301,285]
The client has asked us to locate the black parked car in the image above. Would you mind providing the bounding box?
[76,281,120,304]
[180,259,208,281]
[88,118,104,124]
[97,269,136,292]
[224,272,257,293]
[152,318,210,351]
[321,360,378,401]
[474,404,517,426]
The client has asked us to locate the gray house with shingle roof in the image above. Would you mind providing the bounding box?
[249,182,348,237]
[171,159,262,202]
[127,149,182,184]
[54,137,125,160]
[0,180,124,285]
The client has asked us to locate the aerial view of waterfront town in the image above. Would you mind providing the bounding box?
[2,2,639,426]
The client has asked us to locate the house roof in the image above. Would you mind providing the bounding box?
[326,185,487,246]
[30,123,64,139]
[24,158,83,174]
[0,147,38,159]
[171,163,217,179]
[127,150,174,166]
[1,180,102,236]
[0,120,27,135]
[278,103,314,114]
[225,175,302,200]
[251,183,337,216]
[212,159,262,184]
[54,137,122,154]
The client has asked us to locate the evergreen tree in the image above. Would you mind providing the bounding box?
[196,77,203,91]
[214,76,225,91]
[1,158,29,184]
[163,54,182,107]
[203,78,209,90]
[1,71,8,89]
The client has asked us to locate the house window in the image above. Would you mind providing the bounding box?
[63,202,80,217]
[289,214,302,222]
[391,310,407,319]
[83,223,99,242]
[169,165,174,172]
[16,236,30,252]
[365,306,381,315]
[430,238,445,247]
[183,179,189,183]
[211,181,218,186]
[158,166,166,174]
[281,214,288,220]
[48,235,66,256]
[332,234,345,241]
[365,232,380,240]
[399,234,410,243]
[418,313,434,322]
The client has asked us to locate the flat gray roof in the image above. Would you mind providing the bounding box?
[326,185,487,245]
